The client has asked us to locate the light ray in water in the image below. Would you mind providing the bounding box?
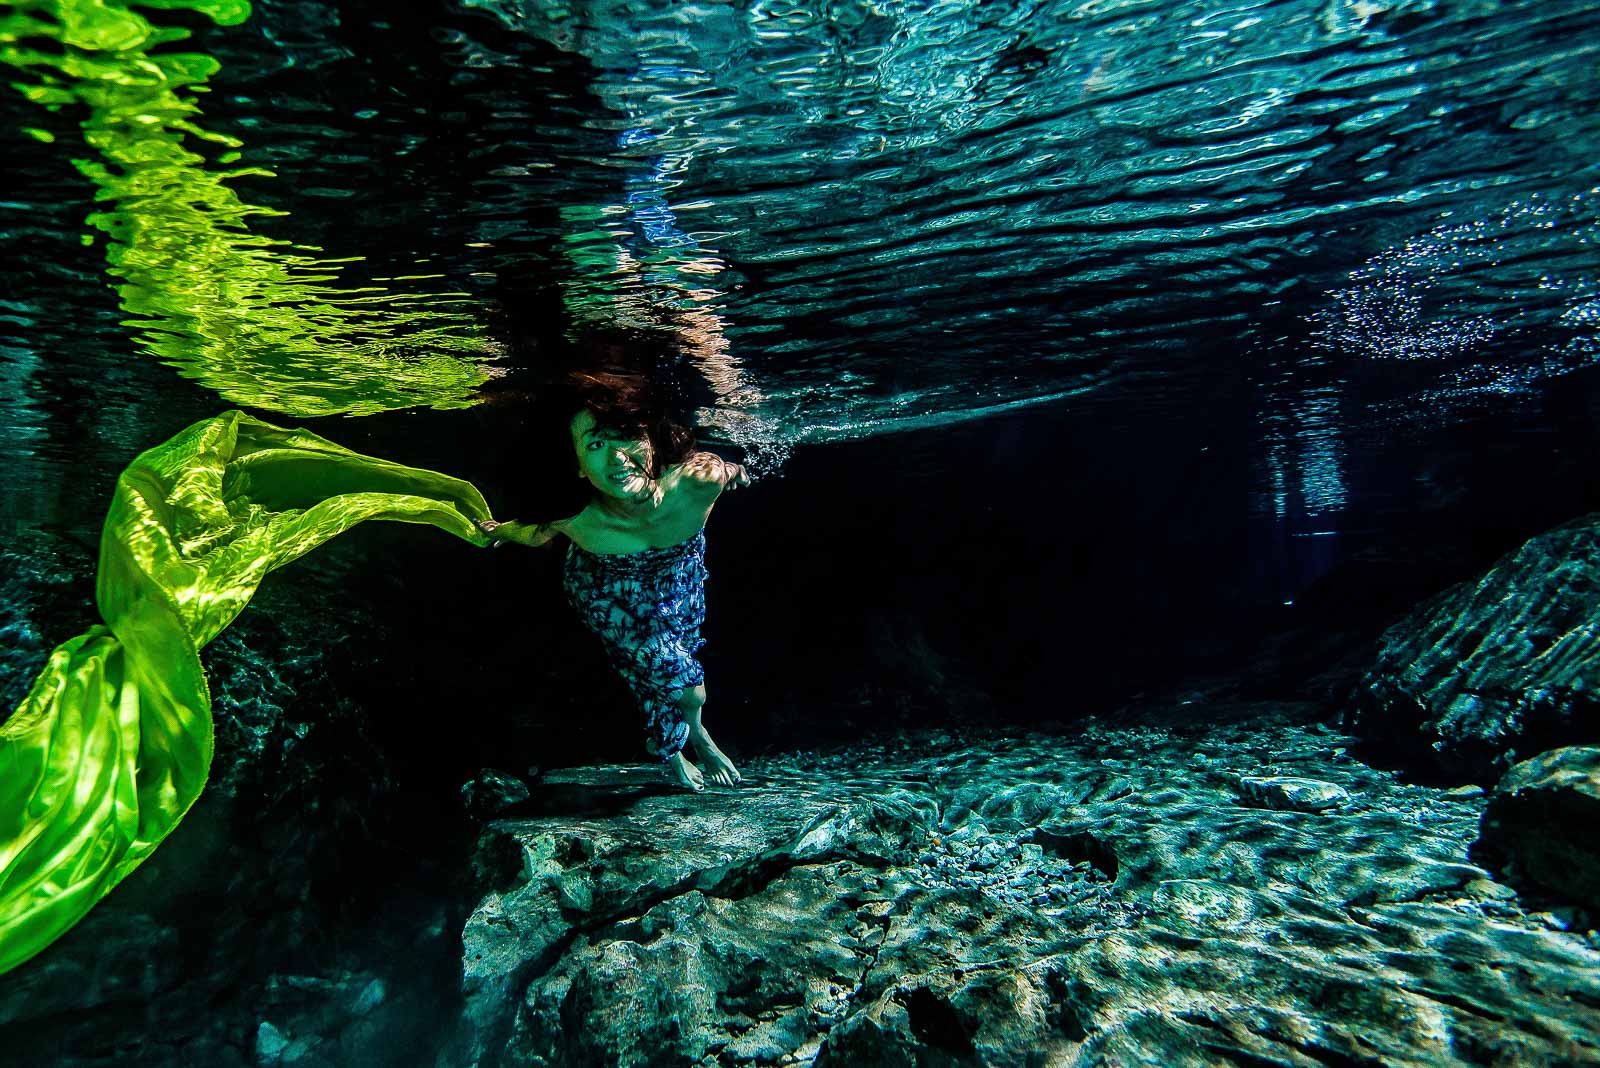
[0,0,495,417]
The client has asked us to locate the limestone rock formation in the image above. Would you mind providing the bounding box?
[1348,513,1600,781]
[1237,774,1349,811]
[1474,745,1600,914]
[450,708,1600,1067]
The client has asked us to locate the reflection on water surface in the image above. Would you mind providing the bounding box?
[3,0,1600,525]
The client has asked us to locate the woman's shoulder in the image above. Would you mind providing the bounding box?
[554,507,594,535]
[553,508,607,552]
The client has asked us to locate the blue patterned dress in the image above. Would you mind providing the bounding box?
[562,530,708,760]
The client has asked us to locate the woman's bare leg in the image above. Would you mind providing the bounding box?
[679,684,741,786]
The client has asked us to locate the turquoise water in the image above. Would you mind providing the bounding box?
[3,2,1600,1064]
[4,0,1600,507]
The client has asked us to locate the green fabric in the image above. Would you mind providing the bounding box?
[0,411,492,976]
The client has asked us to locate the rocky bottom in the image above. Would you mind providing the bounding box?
[453,703,1600,1068]
[4,700,1598,1067]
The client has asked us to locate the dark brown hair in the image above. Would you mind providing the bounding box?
[567,368,695,478]
[489,324,702,521]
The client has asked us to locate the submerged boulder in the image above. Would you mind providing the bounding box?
[1348,513,1600,781]
[1474,746,1600,913]
[1237,775,1350,811]
[459,769,533,820]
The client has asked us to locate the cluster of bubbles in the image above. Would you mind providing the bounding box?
[697,406,794,479]
[1310,188,1600,401]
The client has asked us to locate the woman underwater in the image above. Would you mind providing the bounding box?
[479,364,749,793]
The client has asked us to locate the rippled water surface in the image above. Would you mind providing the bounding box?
[3,0,1600,513]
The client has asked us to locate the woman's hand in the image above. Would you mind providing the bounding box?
[476,519,559,548]
[679,452,750,495]
[476,518,512,548]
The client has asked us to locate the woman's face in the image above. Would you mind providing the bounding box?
[570,409,655,500]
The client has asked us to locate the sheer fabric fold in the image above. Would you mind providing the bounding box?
[0,411,492,975]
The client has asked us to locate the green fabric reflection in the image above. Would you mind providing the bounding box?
[0,411,492,976]
[0,0,492,416]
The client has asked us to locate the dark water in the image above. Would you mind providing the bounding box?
[3,0,1600,1064]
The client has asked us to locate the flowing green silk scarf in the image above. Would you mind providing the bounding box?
[0,411,492,975]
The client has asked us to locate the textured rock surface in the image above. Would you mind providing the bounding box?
[1348,513,1600,781]
[1474,745,1600,914]
[1238,775,1350,811]
[0,534,94,707]
[453,706,1600,1068]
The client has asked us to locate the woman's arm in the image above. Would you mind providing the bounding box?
[677,451,751,495]
[476,519,563,548]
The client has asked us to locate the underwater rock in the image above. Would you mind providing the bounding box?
[450,764,875,1065]
[459,769,532,819]
[1474,745,1600,913]
[0,532,94,717]
[256,1021,290,1063]
[1349,513,1600,781]
[1237,774,1350,811]
[451,711,1600,1067]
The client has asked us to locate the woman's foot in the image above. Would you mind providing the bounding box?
[666,751,705,792]
[689,727,741,786]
